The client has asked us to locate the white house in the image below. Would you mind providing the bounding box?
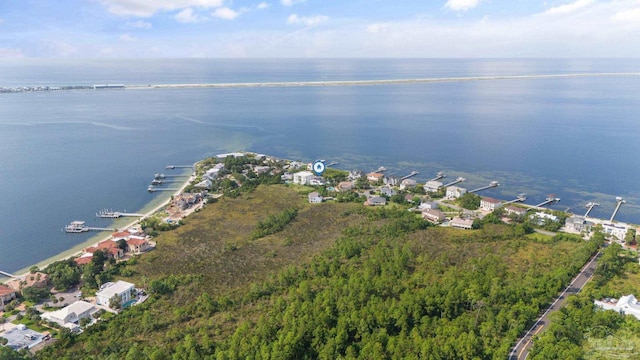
[446,186,467,199]
[367,172,384,183]
[380,186,396,197]
[308,192,323,204]
[504,205,528,217]
[602,223,630,241]
[480,197,503,212]
[424,181,443,193]
[531,212,559,225]
[565,216,594,233]
[293,171,314,185]
[366,196,387,206]
[96,280,135,309]
[41,301,97,329]
[400,179,417,190]
[309,177,326,186]
[418,201,439,210]
[595,295,640,320]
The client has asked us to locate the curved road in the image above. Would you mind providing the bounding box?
[509,251,601,359]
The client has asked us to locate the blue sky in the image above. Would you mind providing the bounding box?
[1,0,639,57]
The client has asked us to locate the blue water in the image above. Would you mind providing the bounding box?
[0,59,639,274]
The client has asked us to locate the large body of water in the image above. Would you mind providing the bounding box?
[0,59,639,275]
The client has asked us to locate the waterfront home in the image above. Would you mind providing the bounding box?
[365,196,387,206]
[0,284,17,311]
[384,177,399,187]
[531,212,559,225]
[424,180,443,193]
[293,171,314,185]
[367,172,384,183]
[400,178,417,190]
[252,165,271,175]
[446,186,467,199]
[96,280,135,309]
[308,192,323,204]
[348,170,362,181]
[337,181,355,192]
[74,254,93,266]
[595,295,640,321]
[422,209,446,224]
[111,230,133,241]
[480,197,503,212]
[504,205,528,217]
[565,216,594,234]
[41,300,97,330]
[216,152,245,159]
[126,237,151,254]
[602,222,630,241]
[194,178,213,190]
[450,217,474,230]
[281,172,294,181]
[309,177,326,186]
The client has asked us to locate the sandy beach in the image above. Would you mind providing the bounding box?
[2,165,197,284]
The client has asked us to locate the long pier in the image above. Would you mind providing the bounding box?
[469,181,500,193]
[148,186,181,193]
[400,171,419,181]
[166,165,193,169]
[503,193,527,205]
[535,195,561,207]
[443,177,466,188]
[610,197,626,222]
[430,171,445,182]
[584,202,600,217]
[0,270,16,278]
[96,209,143,218]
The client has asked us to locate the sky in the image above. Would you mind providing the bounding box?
[1,0,639,58]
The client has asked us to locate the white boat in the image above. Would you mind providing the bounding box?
[65,221,89,233]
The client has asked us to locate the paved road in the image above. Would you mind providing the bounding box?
[509,251,601,360]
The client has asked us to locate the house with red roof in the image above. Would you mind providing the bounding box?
[0,284,17,311]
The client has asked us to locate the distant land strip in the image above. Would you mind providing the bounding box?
[3,72,640,93]
[127,72,640,90]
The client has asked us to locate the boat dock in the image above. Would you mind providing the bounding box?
[64,221,114,233]
[373,166,387,173]
[166,165,193,170]
[326,161,338,167]
[503,193,527,205]
[469,181,500,193]
[400,170,419,181]
[430,171,446,182]
[584,202,600,217]
[0,270,16,278]
[535,195,561,207]
[96,209,143,218]
[148,186,181,193]
[443,177,466,188]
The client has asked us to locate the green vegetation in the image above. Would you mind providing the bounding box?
[251,208,298,240]
[33,183,602,360]
[458,192,481,210]
[44,258,81,291]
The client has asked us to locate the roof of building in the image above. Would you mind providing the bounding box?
[294,170,314,176]
[481,197,502,204]
[111,231,131,239]
[44,301,96,322]
[97,240,118,250]
[0,284,16,296]
[127,237,148,246]
[96,280,135,299]
[74,256,93,266]
[367,172,384,178]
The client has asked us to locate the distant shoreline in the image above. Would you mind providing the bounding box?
[1,166,196,284]
[3,72,640,94]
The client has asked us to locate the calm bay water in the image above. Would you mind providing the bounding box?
[0,59,639,274]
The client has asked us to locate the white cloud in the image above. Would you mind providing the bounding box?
[98,0,224,17]
[119,33,136,42]
[611,7,640,22]
[212,7,239,20]
[281,0,305,7]
[445,0,481,12]
[175,8,204,23]
[542,0,594,16]
[126,20,152,29]
[287,14,328,26]
[366,23,388,33]
[257,2,270,9]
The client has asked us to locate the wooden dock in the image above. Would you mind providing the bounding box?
[0,270,16,278]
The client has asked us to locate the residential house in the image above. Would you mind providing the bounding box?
[127,236,151,254]
[309,177,326,186]
[400,179,417,190]
[365,196,387,206]
[293,171,314,185]
[367,172,384,183]
[348,170,362,181]
[565,216,594,234]
[281,172,294,181]
[424,180,443,193]
[480,197,503,212]
[450,217,474,230]
[384,177,399,187]
[418,201,439,210]
[96,280,135,309]
[252,165,271,175]
[337,181,354,192]
[41,301,97,329]
[380,186,396,197]
[308,192,323,204]
[194,178,213,190]
[0,284,17,311]
[531,212,559,225]
[216,152,245,159]
[74,254,93,266]
[602,222,630,241]
[504,205,528,217]
[595,295,640,321]
[422,209,446,224]
[446,186,467,199]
